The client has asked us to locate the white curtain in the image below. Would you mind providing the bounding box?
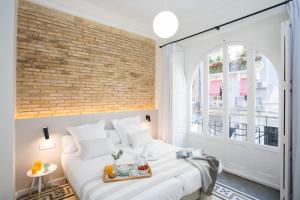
[172,51,187,147]
[158,43,176,144]
[288,0,300,199]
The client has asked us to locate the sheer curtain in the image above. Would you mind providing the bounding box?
[158,43,176,144]
[288,0,300,199]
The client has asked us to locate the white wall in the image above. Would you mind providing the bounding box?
[0,0,17,199]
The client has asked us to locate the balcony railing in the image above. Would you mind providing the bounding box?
[191,112,279,147]
[209,120,223,136]
[255,125,278,146]
[229,121,247,139]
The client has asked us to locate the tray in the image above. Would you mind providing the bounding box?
[103,163,152,183]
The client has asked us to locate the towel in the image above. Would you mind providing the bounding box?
[185,153,219,195]
[140,144,159,161]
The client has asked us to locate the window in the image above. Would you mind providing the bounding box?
[208,49,224,136]
[190,44,279,147]
[228,45,247,142]
[255,52,279,147]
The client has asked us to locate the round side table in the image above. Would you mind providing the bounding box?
[26,163,57,199]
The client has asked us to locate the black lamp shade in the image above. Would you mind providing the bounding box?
[43,127,50,140]
[146,115,151,122]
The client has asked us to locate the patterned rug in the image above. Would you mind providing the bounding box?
[18,182,259,200]
[17,184,76,200]
[213,182,260,200]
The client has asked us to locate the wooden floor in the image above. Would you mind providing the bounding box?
[217,171,280,200]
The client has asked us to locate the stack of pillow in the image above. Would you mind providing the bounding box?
[62,116,154,161]
[112,116,153,149]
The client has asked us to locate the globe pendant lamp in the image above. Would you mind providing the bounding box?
[153,11,178,39]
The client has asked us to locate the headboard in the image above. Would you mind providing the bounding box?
[15,109,158,192]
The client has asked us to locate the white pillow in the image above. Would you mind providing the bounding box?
[128,129,153,148]
[112,116,142,146]
[79,138,114,160]
[66,120,107,150]
[107,129,121,145]
[62,135,77,153]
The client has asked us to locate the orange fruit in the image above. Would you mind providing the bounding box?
[106,165,115,179]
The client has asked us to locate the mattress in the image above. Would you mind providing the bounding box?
[61,140,203,200]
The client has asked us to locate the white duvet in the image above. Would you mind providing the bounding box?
[61,140,203,200]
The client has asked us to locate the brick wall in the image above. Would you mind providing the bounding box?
[16,0,155,119]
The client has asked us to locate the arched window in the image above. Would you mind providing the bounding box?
[190,44,279,147]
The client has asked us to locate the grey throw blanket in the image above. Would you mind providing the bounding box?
[185,154,219,195]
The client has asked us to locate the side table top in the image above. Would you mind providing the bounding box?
[26,163,57,178]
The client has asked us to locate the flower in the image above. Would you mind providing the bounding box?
[112,149,123,160]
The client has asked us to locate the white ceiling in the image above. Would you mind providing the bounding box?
[30,0,286,43]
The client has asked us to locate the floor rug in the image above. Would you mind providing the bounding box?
[17,184,76,200]
[18,182,260,200]
[213,182,260,200]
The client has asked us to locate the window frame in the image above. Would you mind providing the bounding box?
[188,42,280,150]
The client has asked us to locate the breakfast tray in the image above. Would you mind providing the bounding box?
[103,163,152,183]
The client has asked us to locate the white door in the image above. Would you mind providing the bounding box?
[188,43,281,189]
[280,20,292,200]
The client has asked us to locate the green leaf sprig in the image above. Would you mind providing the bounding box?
[112,149,123,160]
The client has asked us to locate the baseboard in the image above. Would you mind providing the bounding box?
[223,167,280,190]
[15,176,66,199]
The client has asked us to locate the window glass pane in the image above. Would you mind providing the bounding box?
[191,63,203,133]
[255,52,279,147]
[228,45,247,142]
[208,49,223,136]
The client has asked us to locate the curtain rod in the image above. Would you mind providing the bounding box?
[159,0,292,48]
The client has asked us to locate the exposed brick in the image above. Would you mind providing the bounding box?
[16,0,155,119]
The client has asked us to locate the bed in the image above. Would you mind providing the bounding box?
[62,140,223,200]
[61,117,221,200]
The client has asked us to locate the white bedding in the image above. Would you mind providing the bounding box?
[61,140,203,200]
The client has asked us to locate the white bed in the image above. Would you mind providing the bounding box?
[61,140,205,200]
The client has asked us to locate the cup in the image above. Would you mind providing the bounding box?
[31,166,38,175]
[43,163,50,171]
[34,160,43,170]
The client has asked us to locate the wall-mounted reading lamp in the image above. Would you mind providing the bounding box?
[146,115,151,122]
[43,127,50,140]
[40,126,56,150]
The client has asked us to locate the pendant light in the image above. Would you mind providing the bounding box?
[153,11,178,39]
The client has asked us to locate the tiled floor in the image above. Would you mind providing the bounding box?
[18,171,280,200]
[217,171,280,200]
[17,184,76,200]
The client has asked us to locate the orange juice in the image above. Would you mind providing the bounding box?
[31,166,38,175]
[34,160,43,170]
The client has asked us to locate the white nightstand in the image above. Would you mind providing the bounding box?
[26,163,57,199]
